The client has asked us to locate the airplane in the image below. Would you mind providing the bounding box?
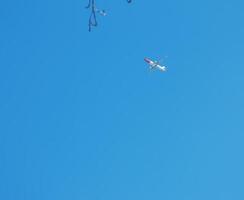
[95,8,107,16]
[144,57,167,72]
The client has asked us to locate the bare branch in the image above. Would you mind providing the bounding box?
[85,0,132,32]
[85,0,97,32]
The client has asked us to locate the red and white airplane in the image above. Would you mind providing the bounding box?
[144,57,166,72]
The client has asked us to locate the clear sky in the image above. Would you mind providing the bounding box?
[1,0,244,199]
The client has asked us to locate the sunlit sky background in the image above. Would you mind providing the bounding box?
[1,0,244,199]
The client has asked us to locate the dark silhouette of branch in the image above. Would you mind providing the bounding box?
[85,0,132,32]
[86,0,97,32]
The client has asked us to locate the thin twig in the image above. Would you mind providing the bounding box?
[86,0,97,32]
[86,0,132,31]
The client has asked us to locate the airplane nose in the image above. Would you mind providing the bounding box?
[144,58,150,63]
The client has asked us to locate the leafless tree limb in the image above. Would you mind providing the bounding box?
[85,0,132,32]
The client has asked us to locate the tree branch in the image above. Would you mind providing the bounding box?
[85,0,132,32]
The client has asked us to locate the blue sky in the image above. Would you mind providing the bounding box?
[1,0,244,199]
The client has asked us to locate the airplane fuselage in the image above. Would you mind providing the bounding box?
[144,58,166,72]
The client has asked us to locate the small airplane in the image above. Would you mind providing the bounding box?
[95,8,107,16]
[144,57,167,72]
